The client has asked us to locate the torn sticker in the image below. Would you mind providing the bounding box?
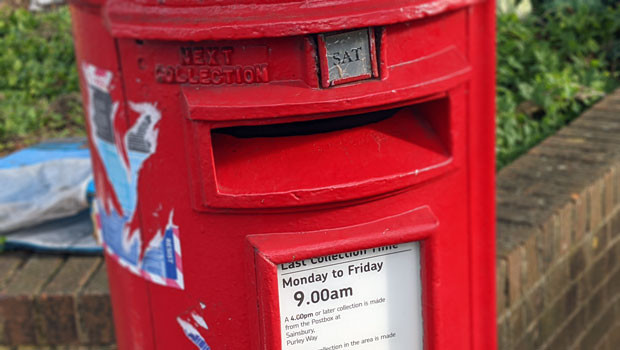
[83,63,184,289]
[178,319,210,350]
[140,211,185,289]
[177,302,210,350]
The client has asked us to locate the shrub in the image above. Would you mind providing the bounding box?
[0,6,82,153]
[496,1,620,168]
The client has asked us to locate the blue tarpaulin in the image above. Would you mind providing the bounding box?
[0,138,101,254]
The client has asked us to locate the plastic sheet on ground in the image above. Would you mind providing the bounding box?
[0,138,101,254]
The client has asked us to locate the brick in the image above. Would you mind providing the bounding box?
[0,253,27,291]
[538,218,555,273]
[538,283,579,345]
[530,323,543,349]
[577,302,616,350]
[606,241,618,273]
[523,284,544,327]
[76,263,114,345]
[558,202,573,257]
[589,180,604,234]
[570,246,587,280]
[615,167,620,208]
[497,169,573,228]
[608,266,620,298]
[498,152,551,183]
[506,243,523,307]
[37,257,101,345]
[497,317,510,350]
[523,234,540,289]
[577,111,620,130]
[611,210,620,239]
[496,222,531,260]
[542,136,620,163]
[573,191,588,243]
[505,160,598,195]
[565,307,587,347]
[565,284,579,318]
[609,323,620,350]
[586,283,607,324]
[572,116,620,135]
[544,258,569,306]
[0,256,63,345]
[513,327,537,350]
[600,223,610,255]
[546,325,571,350]
[589,253,610,292]
[604,170,615,219]
[592,91,620,111]
[539,292,566,343]
[0,253,28,344]
[578,274,592,304]
[97,344,122,349]
[557,123,620,147]
[587,226,608,264]
[496,204,544,229]
[616,238,620,276]
[509,301,527,341]
[1,256,63,295]
[550,214,563,269]
[596,336,611,350]
[496,258,507,317]
[530,143,610,169]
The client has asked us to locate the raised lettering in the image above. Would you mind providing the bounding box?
[198,68,211,84]
[199,68,210,84]
[154,65,167,83]
[188,67,200,84]
[164,66,174,83]
[158,45,269,85]
[180,48,193,65]
[175,66,188,83]
[192,48,205,65]
[223,68,235,84]
[255,64,269,83]
[235,66,243,83]
[206,48,218,65]
[222,47,233,65]
[211,67,223,84]
[243,66,254,83]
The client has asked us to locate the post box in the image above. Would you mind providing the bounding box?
[70,0,496,349]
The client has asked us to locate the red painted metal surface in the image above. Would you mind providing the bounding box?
[69,0,496,349]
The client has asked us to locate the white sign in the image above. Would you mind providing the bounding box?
[277,242,423,350]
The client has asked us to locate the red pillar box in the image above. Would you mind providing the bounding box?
[70,0,496,349]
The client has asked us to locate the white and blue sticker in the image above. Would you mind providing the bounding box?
[85,63,184,289]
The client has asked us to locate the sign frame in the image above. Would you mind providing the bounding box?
[245,206,438,350]
[317,28,380,87]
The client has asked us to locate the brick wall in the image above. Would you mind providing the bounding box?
[497,89,620,349]
[0,255,115,349]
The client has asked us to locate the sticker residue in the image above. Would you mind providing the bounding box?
[177,302,211,350]
[84,63,184,289]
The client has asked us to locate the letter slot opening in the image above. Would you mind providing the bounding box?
[210,97,452,206]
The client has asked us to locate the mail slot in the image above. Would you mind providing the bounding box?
[70,0,496,349]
